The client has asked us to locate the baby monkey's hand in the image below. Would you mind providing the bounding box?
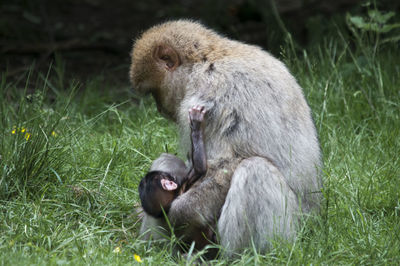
[189,105,206,130]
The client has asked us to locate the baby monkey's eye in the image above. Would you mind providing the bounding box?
[161,55,170,61]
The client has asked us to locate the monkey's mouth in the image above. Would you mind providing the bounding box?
[169,175,184,188]
[131,85,151,96]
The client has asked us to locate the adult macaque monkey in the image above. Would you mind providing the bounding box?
[130,20,322,255]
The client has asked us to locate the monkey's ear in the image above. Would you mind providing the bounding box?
[153,45,180,71]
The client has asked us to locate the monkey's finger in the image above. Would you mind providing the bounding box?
[194,105,202,111]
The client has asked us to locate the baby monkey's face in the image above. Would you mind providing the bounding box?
[139,171,181,218]
[152,172,180,216]
[160,177,178,191]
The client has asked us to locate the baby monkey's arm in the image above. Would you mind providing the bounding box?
[184,105,207,191]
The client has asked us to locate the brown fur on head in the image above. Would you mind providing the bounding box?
[129,20,228,120]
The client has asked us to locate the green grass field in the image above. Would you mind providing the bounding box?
[1,25,400,264]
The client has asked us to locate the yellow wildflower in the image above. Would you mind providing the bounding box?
[21,127,26,133]
[51,131,57,137]
[25,133,31,141]
[134,254,142,263]
[113,246,121,254]
[11,129,16,134]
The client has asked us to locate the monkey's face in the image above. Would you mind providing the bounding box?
[139,171,180,217]
[129,44,165,95]
[130,30,186,121]
[130,21,227,121]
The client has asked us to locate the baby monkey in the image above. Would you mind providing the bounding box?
[139,106,215,248]
[139,105,206,217]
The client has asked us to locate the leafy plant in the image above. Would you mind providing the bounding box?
[347,6,400,45]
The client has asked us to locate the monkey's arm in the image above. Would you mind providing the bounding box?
[169,159,240,227]
[185,106,207,190]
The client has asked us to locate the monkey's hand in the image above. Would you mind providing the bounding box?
[189,105,207,181]
[189,105,206,130]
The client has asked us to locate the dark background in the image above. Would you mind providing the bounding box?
[1,0,399,83]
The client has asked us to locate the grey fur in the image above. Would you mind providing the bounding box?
[150,153,187,183]
[218,157,298,254]
[131,20,323,255]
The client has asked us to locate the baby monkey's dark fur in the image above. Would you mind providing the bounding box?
[138,106,214,249]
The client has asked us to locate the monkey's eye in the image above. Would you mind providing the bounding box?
[161,55,170,61]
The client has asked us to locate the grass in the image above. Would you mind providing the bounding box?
[1,28,400,264]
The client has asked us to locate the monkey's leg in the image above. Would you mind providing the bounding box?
[217,157,299,255]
